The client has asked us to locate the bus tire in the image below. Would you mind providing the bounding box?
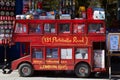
[75,63,90,78]
[18,63,34,77]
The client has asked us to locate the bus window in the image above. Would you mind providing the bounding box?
[46,48,58,58]
[75,48,88,59]
[59,23,70,33]
[88,23,104,33]
[44,23,56,33]
[73,24,85,33]
[15,23,27,33]
[32,47,43,59]
[61,48,72,59]
[29,24,42,34]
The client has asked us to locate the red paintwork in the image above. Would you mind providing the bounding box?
[11,19,106,72]
[11,55,31,70]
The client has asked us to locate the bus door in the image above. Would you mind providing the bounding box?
[92,42,105,69]
[20,42,30,57]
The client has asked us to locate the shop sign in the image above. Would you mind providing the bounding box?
[42,36,88,46]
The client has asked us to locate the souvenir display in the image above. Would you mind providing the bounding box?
[93,8,105,20]
[0,0,15,20]
[87,0,105,20]
[21,0,77,19]
[23,0,31,14]
[0,0,115,78]
[60,0,76,19]
[78,6,86,19]
[107,33,120,51]
[0,0,15,40]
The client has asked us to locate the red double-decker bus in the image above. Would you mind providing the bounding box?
[11,19,106,77]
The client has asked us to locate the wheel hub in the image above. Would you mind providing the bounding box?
[80,68,85,73]
[79,67,86,73]
[22,67,29,74]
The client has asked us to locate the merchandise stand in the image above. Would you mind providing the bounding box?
[107,33,120,79]
[108,51,120,80]
[0,0,107,77]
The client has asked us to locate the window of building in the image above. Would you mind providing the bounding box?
[32,47,43,59]
[61,48,72,59]
[15,23,27,33]
[75,48,88,59]
[73,23,85,33]
[46,48,58,58]
[29,24,42,34]
[88,23,104,33]
[59,23,70,33]
[44,23,56,33]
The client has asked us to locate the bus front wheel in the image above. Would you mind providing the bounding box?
[18,63,34,77]
[75,63,90,78]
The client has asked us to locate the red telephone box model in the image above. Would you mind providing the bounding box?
[11,19,106,77]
